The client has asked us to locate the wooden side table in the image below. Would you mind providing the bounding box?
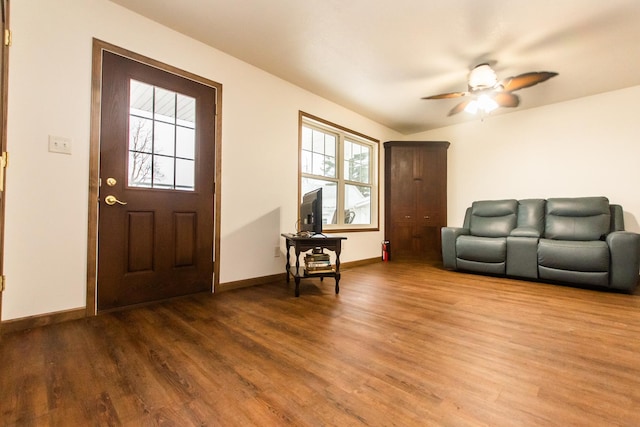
[281,233,347,297]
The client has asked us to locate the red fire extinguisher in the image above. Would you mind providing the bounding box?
[382,240,390,261]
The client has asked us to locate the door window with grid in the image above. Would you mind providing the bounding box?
[129,79,196,191]
[300,112,379,231]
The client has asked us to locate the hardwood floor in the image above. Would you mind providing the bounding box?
[2,260,640,426]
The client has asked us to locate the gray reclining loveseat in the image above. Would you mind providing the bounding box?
[441,197,640,292]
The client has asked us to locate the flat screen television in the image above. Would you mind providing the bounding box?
[299,188,323,235]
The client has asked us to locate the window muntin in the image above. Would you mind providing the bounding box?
[300,113,378,231]
[301,126,336,178]
[128,79,196,191]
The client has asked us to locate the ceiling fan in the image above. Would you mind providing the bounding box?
[422,63,558,116]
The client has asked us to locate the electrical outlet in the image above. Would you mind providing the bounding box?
[274,246,281,257]
[48,135,72,155]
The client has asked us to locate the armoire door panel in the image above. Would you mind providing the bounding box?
[390,222,414,257]
[415,226,441,256]
[392,208,415,223]
[418,213,441,226]
[416,149,446,214]
[389,147,416,211]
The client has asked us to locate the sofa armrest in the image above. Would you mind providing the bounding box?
[610,204,625,231]
[441,227,469,269]
[607,231,640,291]
[510,227,541,238]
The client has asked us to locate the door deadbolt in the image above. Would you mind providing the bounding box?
[106,177,117,187]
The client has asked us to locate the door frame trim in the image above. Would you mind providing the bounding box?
[0,0,9,323]
[86,39,222,316]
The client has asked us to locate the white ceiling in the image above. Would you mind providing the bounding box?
[110,0,640,134]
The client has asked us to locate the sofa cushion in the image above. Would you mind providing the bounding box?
[538,239,609,272]
[457,235,506,263]
[456,259,506,275]
[545,197,610,241]
[538,266,609,287]
[469,199,517,237]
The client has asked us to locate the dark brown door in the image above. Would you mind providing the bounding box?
[97,51,216,311]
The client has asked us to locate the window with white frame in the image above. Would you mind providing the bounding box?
[299,112,379,231]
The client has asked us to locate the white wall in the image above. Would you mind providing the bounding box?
[409,86,640,233]
[2,0,400,321]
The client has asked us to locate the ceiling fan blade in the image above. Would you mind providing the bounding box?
[500,71,558,92]
[422,91,468,100]
[448,100,471,116]
[493,92,520,108]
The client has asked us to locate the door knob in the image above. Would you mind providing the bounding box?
[104,195,127,206]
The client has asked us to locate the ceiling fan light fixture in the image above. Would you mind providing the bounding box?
[464,100,478,114]
[468,64,498,89]
[464,94,499,115]
[422,63,557,118]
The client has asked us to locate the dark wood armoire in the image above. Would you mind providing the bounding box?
[384,141,450,260]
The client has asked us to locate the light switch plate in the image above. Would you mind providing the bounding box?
[48,135,72,155]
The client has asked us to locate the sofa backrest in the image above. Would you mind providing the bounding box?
[469,199,518,237]
[515,199,546,237]
[545,197,611,241]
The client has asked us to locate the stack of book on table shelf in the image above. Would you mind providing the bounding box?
[304,249,334,274]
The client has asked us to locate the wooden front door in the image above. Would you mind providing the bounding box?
[97,51,217,311]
